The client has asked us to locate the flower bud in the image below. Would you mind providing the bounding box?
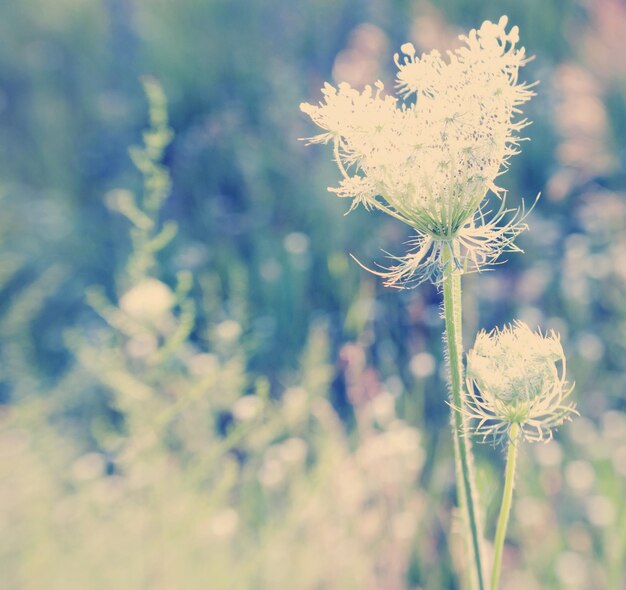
[465,321,577,443]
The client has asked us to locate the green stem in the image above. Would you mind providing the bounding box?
[441,244,485,590]
[490,423,520,590]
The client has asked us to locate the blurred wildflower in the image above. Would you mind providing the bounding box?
[409,1,463,54]
[611,445,626,477]
[210,508,239,538]
[555,551,590,588]
[580,0,626,81]
[585,495,615,527]
[71,452,106,482]
[515,496,554,531]
[301,16,535,286]
[534,439,563,467]
[215,319,242,342]
[369,391,397,424]
[465,321,577,443]
[551,63,615,178]
[564,460,595,494]
[119,277,175,322]
[332,23,388,87]
[232,395,262,421]
[277,437,308,464]
[409,351,437,378]
[258,456,287,489]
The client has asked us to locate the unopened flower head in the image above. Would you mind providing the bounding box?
[301,16,536,287]
[464,321,577,444]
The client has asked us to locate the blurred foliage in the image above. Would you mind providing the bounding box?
[0,0,625,588]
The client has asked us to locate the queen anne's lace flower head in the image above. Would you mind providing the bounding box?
[300,16,536,287]
[464,321,577,444]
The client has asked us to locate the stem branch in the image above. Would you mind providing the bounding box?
[490,423,520,590]
[442,244,485,590]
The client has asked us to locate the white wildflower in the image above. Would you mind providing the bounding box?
[301,16,536,286]
[464,321,577,443]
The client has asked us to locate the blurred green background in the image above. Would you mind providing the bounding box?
[1,0,625,588]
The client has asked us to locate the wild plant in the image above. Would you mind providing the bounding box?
[301,16,577,589]
[0,78,429,590]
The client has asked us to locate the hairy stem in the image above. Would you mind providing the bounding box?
[490,423,520,590]
[442,243,485,590]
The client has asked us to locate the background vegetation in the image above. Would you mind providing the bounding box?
[1,0,625,588]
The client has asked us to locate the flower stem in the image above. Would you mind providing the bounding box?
[441,244,485,590]
[490,423,520,590]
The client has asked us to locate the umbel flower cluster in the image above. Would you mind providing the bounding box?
[301,16,536,286]
[465,321,577,443]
